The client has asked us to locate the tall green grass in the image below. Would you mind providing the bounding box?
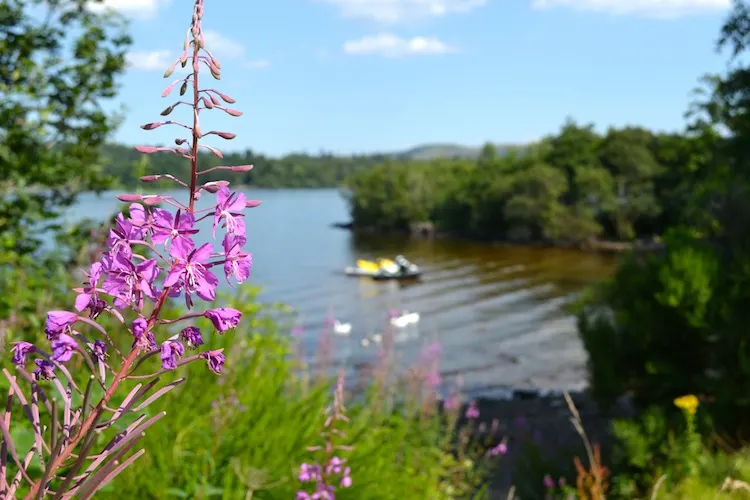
[97,287,475,499]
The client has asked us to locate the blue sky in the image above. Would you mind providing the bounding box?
[97,0,733,156]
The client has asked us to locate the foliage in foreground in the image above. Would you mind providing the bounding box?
[0,0,131,257]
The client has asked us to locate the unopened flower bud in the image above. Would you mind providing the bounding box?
[230,164,254,172]
[116,194,143,202]
[143,195,166,206]
[202,181,230,193]
[163,62,177,78]
[140,175,162,182]
[246,200,262,208]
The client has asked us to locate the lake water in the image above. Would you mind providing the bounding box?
[63,188,616,398]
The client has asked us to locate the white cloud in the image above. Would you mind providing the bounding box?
[530,0,730,18]
[245,59,271,69]
[343,33,456,57]
[126,50,172,71]
[203,30,246,60]
[87,0,164,18]
[321,0,486,23]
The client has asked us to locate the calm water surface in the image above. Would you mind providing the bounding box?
[65,188,616,397]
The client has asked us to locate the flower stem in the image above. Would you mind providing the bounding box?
[188,35,201,212]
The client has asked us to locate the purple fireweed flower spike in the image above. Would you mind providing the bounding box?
[160,340,184,370]
[7,1,257,495]
[204,307,242,332]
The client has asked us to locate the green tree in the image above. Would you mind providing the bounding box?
[597,127,662,240]
[0,0,131,257]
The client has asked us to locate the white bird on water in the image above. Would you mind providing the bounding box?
[390,311,420,329]
[333,320,351,335]
[360,333,382,347]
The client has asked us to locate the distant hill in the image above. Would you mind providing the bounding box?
[395,143,528,161]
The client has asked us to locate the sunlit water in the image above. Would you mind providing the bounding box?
[62,188,616,398]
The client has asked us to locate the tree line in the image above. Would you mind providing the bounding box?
[100,143,388,189]
[343,123,714,245]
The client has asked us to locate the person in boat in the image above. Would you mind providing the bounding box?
[395,255,411,274]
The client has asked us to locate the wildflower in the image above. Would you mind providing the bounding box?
[74,262,103,312]
[204,307,242,332]
[313,483,335,499]
[107,212,143,255]
[420,341,442,361]
[444,391,459,410]
[128,203,157,235]
[425,368,441,389]
[132,318,157,351]
[179,326,204,348]
[222,234,252,284]
[291,326,304,336]
[490,442,508,456]
[200,350,226,374]
[88,298,108,319]
[91,340,107,361]
[51,333,78,363]
[466,400,480,419]
[11,341,34,366]
[160,340,184,370]
[213,186,246,237]
[299,463,321,482]
[341,467,352,487]
[151,208,198,248]
[102,252,160,309]
[326,457,343,475]
[33,359,55,381]
[296,493,311,500]
[164,238,218,307]
[543,474,555,489]
[674,394,700,415]
[45,310,78,339]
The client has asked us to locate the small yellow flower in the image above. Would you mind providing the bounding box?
[674,394,700,415]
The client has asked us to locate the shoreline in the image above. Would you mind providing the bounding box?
[331,221,664,255]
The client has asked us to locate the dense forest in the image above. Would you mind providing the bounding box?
[344,121,713,245]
